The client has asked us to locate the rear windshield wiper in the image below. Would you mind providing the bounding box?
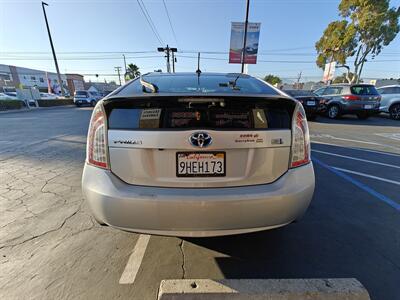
[140,77,159,93]
[218,74,241,90]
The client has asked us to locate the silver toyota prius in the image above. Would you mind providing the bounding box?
[82,72,315,237]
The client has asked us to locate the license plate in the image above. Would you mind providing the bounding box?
[176,152,226,177]
[364,105,373,109]
[307,101,316,106]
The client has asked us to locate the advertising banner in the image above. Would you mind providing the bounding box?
[229,22,261,64]
[323,61,336,82]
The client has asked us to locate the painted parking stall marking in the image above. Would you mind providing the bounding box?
[312,149,400,169]
[119,234,151,285]
[332,167,400,186]
[313,158,400,212]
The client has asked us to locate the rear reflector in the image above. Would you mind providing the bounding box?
[290,103,310,168]
[87,103,109,169]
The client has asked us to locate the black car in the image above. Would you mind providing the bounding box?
[284,90,322,120]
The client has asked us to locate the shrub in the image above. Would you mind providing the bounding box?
[0,100,24,111]
[37,99,74,107]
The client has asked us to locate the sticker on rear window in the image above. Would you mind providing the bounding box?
[140,109,162,128]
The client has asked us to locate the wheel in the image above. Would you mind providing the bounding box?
[91,100,96,107]
[327,105,340,119]
[75,103,81,107]
[389,104,400,120]
[356,111,369,120]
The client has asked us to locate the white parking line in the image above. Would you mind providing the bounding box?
[312,149,400,169]
[332,167,400,186]
[312,141,400,157]
[119,234,151,285]
[375,133,400,141]
[310,134,383,146]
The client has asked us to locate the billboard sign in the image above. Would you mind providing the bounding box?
[229,22,261,64]
[323,61,336,82]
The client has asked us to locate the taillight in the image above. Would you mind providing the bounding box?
[342,95,361,101]
[290,103,310,168]
[87,103,109,169]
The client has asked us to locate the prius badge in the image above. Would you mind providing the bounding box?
[189,132,212,148]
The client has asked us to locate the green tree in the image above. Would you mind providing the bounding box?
[333,72,359,83]
[264,74,282,86]
[316,0,400,83]
[125,64,141,80]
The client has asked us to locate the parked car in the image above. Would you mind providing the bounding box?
[314,84,381,119]
[40,92,61,100]
[0,92,18,100]
[376,85,400,120]
[1,92,36,107]
[82,72,315,237]
[283,90,323,120]
[73,90,99,107]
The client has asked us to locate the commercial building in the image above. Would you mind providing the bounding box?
[0,64,82,94]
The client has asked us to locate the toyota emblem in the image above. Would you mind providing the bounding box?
[189,132,212,148]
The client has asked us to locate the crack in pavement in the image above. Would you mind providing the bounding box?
[0,203,82,251]
[179,239,186,279]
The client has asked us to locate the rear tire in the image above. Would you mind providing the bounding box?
[91,100,96,107]
[327,105,340,119]
[75,103,81,107]
[307,114,317,121]
[356,112,369,120]
[389,104,400,120]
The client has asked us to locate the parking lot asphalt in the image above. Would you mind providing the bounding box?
[0,107,399,300]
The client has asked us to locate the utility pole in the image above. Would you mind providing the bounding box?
[241,0,250,73]
[42,2,64,96]
[158,46,177,73]
[122,54,127,74]
[115,67,122,86]
[296,71,302,89]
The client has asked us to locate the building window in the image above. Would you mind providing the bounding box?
[39,77,44,83]
[31,76,36,81]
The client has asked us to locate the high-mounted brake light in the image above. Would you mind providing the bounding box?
[290,103,310,168]
[87,103,109,169]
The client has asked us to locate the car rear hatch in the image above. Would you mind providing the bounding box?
[103,95,296,188]
[347,85,381,109]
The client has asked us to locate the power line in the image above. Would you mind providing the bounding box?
[136,0,164,45]
[162,0,179,47]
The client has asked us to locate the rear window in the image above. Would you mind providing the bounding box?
[116,74,279,96]
[107,98,292,130]
[351,85,379,95]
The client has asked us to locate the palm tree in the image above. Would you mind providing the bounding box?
[125,64,141,80]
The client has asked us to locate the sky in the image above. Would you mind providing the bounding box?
[0,0,399,84]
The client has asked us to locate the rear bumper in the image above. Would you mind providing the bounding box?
[340,101,379,114]
[82,163,315,237]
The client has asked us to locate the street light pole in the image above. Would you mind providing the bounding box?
[241,0,250,74]
[41,2,64,96]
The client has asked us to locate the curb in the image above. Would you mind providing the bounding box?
[157,278,370,300]
[0,105,76,115]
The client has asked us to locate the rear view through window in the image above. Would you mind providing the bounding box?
[116,73,280,96]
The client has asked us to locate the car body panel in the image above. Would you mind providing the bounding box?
[82,162,315,237]
[377,85,400,113]
[108,129,291,188]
